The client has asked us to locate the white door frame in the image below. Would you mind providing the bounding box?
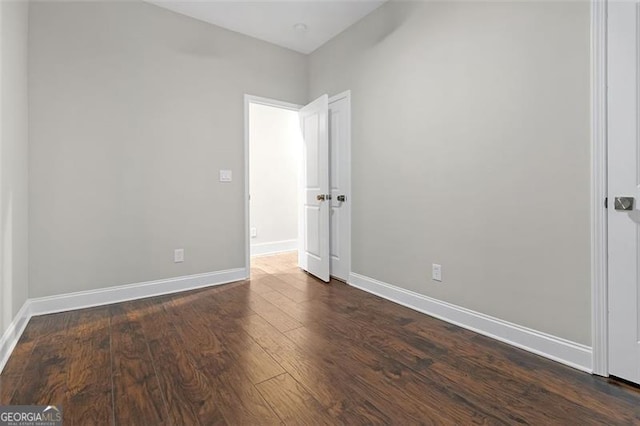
[243,95,302,276]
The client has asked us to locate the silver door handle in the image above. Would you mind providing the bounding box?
[614,197,634,211]
[337,195,346,202]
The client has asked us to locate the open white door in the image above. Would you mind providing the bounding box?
[608,1,640,385]
[298,95,330,282]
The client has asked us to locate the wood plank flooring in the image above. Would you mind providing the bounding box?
[1,252,639,425]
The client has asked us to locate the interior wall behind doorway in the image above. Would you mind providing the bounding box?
[249,103,301,257]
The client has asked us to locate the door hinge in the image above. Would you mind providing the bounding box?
[604,197,608,209]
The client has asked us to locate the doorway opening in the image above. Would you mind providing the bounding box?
[244,93,352,283]
[245,97,302,276]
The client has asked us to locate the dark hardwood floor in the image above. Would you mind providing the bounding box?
[1,252,639,425]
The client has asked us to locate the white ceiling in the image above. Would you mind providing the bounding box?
[147,1,386,54]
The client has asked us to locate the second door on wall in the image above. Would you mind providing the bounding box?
[607,1,640,386]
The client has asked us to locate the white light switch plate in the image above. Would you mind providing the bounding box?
[432,264,442,282]
[219,170,232,182]
[250,227,257,238]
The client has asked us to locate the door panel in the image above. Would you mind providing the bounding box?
[305,205,321,257]
[298,95,330,282]
[608,1,640,385]
[330,209,340,257]
[305,114,320,188]
[328,94,351,281]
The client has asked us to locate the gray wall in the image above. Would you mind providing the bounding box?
[28,1,307,297]
[309,1,591,344]
[1,0,29,335]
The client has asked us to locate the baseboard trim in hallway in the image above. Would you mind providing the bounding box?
[250,239,298,257]
[0,267,247,374]
[348,272,593,373]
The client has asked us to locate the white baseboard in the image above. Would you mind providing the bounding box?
[0,301,32,375]
[348,272,593,373]
[0,267,247,374]
[29,268,248,316]
[251,239,297,257]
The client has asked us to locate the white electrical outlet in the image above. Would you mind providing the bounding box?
[174,248,184,263]
[432,264,442,282]
[250,227,257,238]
